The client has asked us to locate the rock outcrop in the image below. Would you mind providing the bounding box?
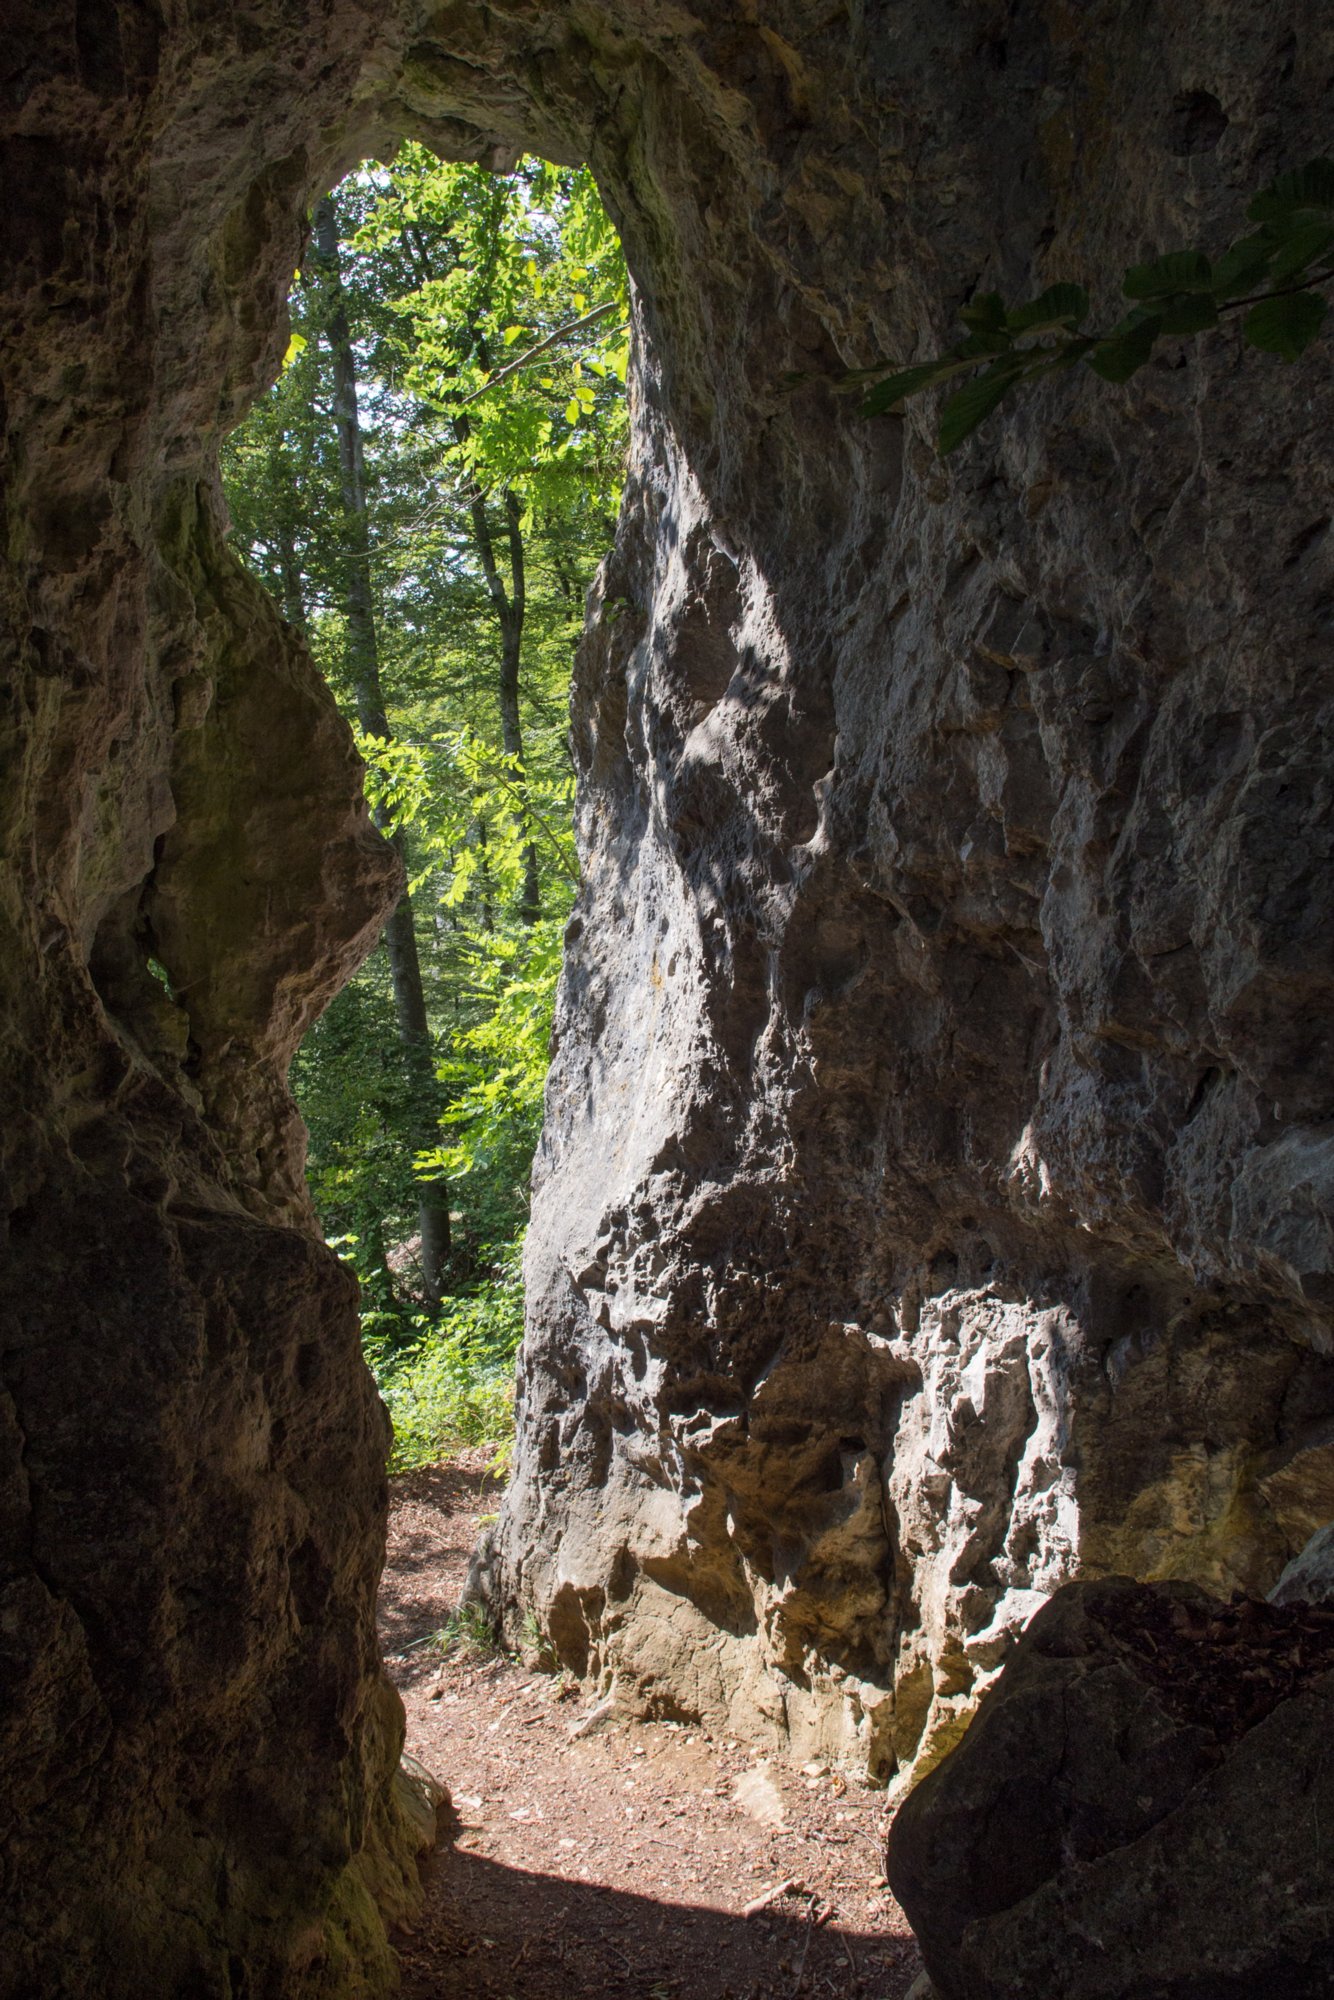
[3,0,1333,1992]
[487,0,1334,1783]
[887,1578,1334,1999]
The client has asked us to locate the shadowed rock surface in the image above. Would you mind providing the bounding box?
[1272,1521,1334,1605]
[2,0,1333,1993]
[487,0,1334,1787]
[887,1578,1334,1999]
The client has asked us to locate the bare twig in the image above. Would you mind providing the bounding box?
[567,1695,616,1740]
[792,1895,818,1992]
[845,1824,890,1881]
[742,1877,804,1918]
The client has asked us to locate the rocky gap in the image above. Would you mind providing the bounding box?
[3,3,1334,1996]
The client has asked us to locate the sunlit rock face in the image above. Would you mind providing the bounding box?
[488,0,1334,1783]
[2,0,1332,1991]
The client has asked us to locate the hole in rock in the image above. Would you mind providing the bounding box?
[222,149,924,1992]
[224,144,626,1425]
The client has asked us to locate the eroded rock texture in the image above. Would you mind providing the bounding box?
[2,0,1333,1992]
[488,0,1334,1785]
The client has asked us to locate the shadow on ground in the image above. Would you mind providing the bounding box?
[395,1830,920,1998]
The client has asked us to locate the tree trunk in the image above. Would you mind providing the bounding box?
[461,453,541,924]
[501,488,541,922]
[311,195,450,1304]
[275,505,307,636]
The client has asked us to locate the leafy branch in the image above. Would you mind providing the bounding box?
[457,299,625,408]
[857,158,1334,453]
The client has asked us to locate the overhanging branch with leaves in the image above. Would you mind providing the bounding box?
[853,159,1333,453]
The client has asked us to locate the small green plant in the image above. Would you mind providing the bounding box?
[855,157,1334,453]
[365,1244,524,1472]
[436,1601,500,1660]
[520,1608,558,1671]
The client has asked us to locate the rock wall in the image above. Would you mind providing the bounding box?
[485,0,1334,1782]
[2,0,1332,1991]
[0,4,503,1992]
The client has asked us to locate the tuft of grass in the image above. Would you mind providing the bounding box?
[520,1608,558,1672]
[434,1602,500,1661]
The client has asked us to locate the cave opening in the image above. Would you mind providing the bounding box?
[5,6,1334,1999]
[221,143,628,1474]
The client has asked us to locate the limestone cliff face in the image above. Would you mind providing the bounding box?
[488,0,1334,1783]
[1,0,1331,1992]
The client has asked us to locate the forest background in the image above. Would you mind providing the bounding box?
[223,149,628,1470]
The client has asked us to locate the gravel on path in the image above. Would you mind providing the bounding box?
[381,1453,924,1999]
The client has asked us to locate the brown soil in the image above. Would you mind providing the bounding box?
[381,1453,925,1999]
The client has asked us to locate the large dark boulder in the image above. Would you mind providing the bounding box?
[889,1578,1334,1999]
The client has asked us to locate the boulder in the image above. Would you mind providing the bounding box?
[1271,1522,1334,1608]
[888,1578,1334,1999]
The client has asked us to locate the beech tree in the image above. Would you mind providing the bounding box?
[308,193,453,1304]
[223,150,626,1380]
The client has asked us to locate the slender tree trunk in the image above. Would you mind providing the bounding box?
[458,436,540,923]
[275,509,307,637]
[501,488,541,922]
[312,195,450,1305]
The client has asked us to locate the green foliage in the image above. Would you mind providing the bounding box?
[858,158,1333,452]
[432,1601,502,1661]
[350,150,628,513]
[222,149,626,1454]
[365,1247,525,1471]
[423,915,567,1240]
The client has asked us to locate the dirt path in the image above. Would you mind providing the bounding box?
[381,1456,924,1999]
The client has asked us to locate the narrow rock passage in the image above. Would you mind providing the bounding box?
[381,1460,924,1998]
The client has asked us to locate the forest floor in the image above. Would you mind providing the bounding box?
[381,1453,925,2000]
